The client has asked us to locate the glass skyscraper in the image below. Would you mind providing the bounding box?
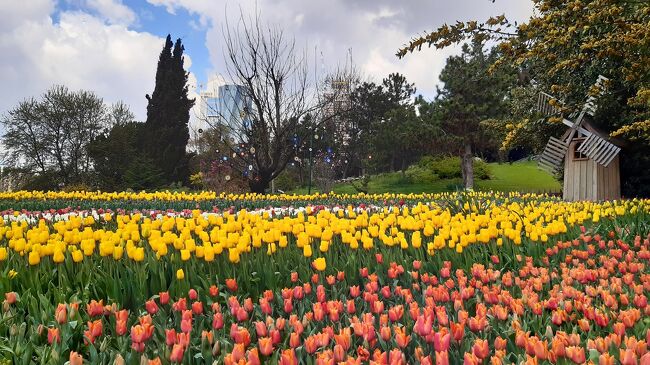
[199,83,252,140]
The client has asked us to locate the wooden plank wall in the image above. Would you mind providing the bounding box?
[595,155,621,200]
[564,140,621,201]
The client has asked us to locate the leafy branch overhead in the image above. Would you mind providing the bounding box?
[397,0,650,196]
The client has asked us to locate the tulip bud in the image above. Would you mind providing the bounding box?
[113,354,125,365]
[212,340,221,356]
[100,336,109,352]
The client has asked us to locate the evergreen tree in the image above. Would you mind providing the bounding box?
[435,40,514,189]
[142,35,195,185]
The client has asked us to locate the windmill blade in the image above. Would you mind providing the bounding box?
[537,92,561,116]
[576,133,620,166]
[537,136,569,173]
[583,75,609,116]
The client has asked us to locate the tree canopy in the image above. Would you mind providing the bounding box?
[142,35,195,186]
[398,0,650,196]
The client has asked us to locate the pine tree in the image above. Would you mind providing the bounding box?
[142,35,195,185]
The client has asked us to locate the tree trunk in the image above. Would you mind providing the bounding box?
[461,143,474,190]
[248,178,270,193]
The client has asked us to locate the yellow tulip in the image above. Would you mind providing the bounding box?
[53,249,65,263]
[72,250,83,263]
[176,269,185,280]
[28,250,40,265]
[312,257,326,271]
[0,247,7,261]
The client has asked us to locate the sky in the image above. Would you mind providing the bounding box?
[0,0,534,125]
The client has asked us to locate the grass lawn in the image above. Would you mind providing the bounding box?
[288,160,561,195]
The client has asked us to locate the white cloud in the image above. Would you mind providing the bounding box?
[0,2,192,122]
[83,0,138,26]
[148,0,534,99]
[0,0,54,33]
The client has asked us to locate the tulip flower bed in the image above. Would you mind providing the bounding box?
[0,192,648,364]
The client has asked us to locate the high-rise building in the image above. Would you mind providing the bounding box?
[197,76,251,141]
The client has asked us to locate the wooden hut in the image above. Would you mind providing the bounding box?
[562,121,621,201]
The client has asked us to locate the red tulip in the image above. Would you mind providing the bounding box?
[188,289,198,300]
[170,344,184,363]
[165,329,177,346]
[255,321,267,337]
[4,292,17,305]
[212,312,224,329]
[270,329,282,345]
[209,285,219,297]
[159,292,170,305]
[433,329,451,352]
[145,300,158,315]
[226,278,238,292]
[192,301,203,315]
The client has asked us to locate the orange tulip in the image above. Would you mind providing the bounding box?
[565,346,585,364]
[380,326,391,341]
[47,327,61,344]
[620,349,638,365]
[258,337,274,356]
[333,344,346,362]
[226,278,238,292]
[450,322,465,342]
[69,351,83,365]
[279,349,298,365]
[494,336,507,351]
[394,327,410,348]
[4,292,17,305]
[435,351,449,365]
[599,353,616,365]
[472,339,490,359]
[55,303,67,324]
[463,352,480,365]
[305,335,319,354]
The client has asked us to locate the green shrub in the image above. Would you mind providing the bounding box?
[418,156,492,180]
[474,160,491,180]
[405,165,439,184]
[430,156,461,179]
[274,170,300,192]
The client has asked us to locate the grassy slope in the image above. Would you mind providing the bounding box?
[289,161,561,195]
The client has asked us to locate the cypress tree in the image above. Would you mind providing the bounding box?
[142,34,195,185]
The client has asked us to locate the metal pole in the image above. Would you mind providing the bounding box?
[308,130,313,194]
